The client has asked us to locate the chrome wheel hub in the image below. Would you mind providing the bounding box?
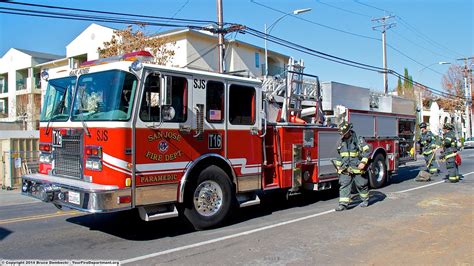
[193,180,223,217]
[376,161,385,182]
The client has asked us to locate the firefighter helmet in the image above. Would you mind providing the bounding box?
[338,122,353,135]
[419,122,427,129]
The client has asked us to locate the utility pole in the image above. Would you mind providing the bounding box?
[372,15,396,94]
[216,0,225,73]
[457,56,474,139]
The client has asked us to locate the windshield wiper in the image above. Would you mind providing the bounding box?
[45,89,67,135]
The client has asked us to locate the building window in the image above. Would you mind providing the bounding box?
[0,99,7,117]
[229,84,255,125]
[255,53,260,68]
[206,81,224,123]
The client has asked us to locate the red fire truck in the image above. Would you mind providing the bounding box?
[22,51,416,229]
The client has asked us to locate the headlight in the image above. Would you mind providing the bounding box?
[40,153,52,164]
[86,159,102,171]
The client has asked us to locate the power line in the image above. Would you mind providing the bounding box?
[156,0,192,32]
[1,1,463,100]
[353,0,393,14]
[250,0,381,41]
[0,6,206,29]
[396,16,464,58]
[315,0,371,18]
[243,27,465,100]
[386,43,445,76]
[353,0,465,58]
[391,29,453,60]
[2,0,214,25]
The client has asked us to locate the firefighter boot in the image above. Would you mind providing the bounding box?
[359,199,369,208]
[335,204,348,212]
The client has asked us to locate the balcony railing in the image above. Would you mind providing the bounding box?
[16,79,27,91]
[0,83,7,94]
[33,77,41,89]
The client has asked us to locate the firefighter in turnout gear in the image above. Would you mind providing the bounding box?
[441,123,460,183]
[416,122,438,181]
[334,122,371,211]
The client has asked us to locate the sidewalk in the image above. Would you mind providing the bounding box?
[0,187,40,207]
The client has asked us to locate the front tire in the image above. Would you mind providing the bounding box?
[369,153,387,188]
[184,166,233,230]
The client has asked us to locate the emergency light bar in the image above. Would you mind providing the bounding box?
[80,51,154,67]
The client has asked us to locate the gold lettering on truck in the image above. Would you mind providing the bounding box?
[140,174,178,184]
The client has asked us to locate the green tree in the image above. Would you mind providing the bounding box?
[396,76,403,96]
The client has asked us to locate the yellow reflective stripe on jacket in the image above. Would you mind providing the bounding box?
[334,160,342,166]
[445,137,452,141]
[360,157,369,164]
[350,168,363,174]
[423,150,433,155]
[362,145,370,152]
[359,192,369,199]
[340,151,359,157]
[445,153,457,159]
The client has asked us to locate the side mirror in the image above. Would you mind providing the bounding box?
[160,76,172,106]
[162,106,176,121]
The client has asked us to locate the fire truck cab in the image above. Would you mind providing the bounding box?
[22,52,415,229]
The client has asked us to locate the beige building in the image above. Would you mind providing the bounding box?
[156,28,289,77]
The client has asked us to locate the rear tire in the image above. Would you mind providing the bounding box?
[184,165,233,230]
[369,153,387,188]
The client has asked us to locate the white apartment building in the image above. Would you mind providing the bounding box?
[0,48,62,129]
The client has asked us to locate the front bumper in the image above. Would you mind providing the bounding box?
[21,173,132,213]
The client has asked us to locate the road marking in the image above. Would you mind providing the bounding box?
[120,209,336,264]
[0,210,80,225]
[120,170,474,264]
[395,171,474,194]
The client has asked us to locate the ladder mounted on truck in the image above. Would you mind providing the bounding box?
[262,58,324,124]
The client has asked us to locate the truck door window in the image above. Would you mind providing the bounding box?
[206,81,224,123]
[229,84,255,125]
[140,74,187,123]
[140,74,160,122]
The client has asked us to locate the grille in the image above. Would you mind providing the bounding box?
[53,134,82,178]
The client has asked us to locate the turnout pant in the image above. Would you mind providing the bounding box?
[338,173,369,205]
[423,153,438,174]
[445,157,459,182]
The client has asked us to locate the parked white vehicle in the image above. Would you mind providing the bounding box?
[464,137,474,149]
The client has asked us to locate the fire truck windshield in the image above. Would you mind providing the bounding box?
[40,76,76,122]
[71,70,138,121]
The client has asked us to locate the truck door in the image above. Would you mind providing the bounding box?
[190,77,226,158]
[134,71,193,206]
[226,82,262,192]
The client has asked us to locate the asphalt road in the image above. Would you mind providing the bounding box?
[1,149,473,265]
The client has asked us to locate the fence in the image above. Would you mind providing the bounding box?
[1,151,39,190]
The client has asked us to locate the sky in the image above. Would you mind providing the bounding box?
[0,0,472,93]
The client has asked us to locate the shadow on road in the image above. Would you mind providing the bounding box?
[390,165,422,184]
[66,185,388,241]
[0,227,13,241]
